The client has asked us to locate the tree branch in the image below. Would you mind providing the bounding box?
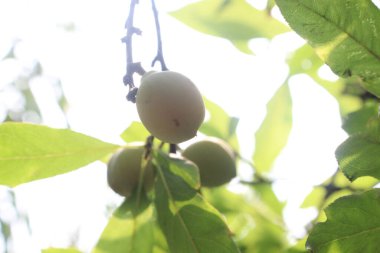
[151,0,168,71]
[122,0,146,103]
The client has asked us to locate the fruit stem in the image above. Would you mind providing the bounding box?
[169,144,176,154]
[151,0,168,71]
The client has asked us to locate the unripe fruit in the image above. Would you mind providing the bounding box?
[136,71,205,144]
[182,137,236,187]
[107,144,154,197]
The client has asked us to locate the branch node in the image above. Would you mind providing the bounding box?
[126,87,138,103]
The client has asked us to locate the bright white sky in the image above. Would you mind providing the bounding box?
[0,0,348,252]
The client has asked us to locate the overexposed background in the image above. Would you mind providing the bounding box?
[0,0,346,252]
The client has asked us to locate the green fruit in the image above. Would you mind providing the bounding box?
[107,143,154,197]
[136,71,205,144]
[182,137,236,187]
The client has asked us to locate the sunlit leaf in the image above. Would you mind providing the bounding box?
[42,249,82,253]
[120,121,150,144]
[253,83,292,173]
[171,0,289,53]
[200,97,239,151]
[0,122,119,187]
[153,151,239,253]
[277,0,380,96]
[336,117,380,181]
[93,204,154,253]
[307,189,380,253]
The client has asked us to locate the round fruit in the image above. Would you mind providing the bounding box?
[182,137,236,187]
[136,71,205,144]
[107,143,154,197]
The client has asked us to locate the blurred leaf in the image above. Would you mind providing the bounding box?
[307,189,380,252]
[254,184,285,216]
[336,121,380,181]
[153,151,240,253]
[200,97,239,151]
[266,0,276,14]
[285,238,307,253]
[42,249,82,253]
[301,187,325,209]
[171,0,289,53]
[287,44,361,116]
[0,122,119,187]
[93,205,154,253]
[334,172,378,190]
[342,101,378,135]
[120,121,150,143]
[276,0,380,97]
[253,83,292,173]
[202,187,287,252]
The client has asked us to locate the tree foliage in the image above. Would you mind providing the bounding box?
[1,0,379,252]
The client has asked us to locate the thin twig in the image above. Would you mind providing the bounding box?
[122,0,145,103]
[151,0,168,71]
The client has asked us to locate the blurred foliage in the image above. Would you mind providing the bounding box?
[0,40,68,125]
[171,0,289,53]
[42,248,83,253]
[253,83,292,173]
[1,0,380,252]
[0,188,30,253]
[200,97,240,151]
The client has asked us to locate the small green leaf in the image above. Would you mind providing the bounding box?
[42,249,82,253]
[200,97,239,151]
[120,121,150,143]
[336,128,380,182]
[253,83,292,173]
[171,0,289,53]
[0,122,119,187]
[93,205,154,253]
[153,151,240,253]
[307,189,380,253]
[276,0,380,97]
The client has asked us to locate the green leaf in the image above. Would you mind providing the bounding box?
[200,97,239,151]
[253,83,292,173]
[93,204,154,253]
[342,101,378,135]
[171,0,289,53]
[0,122,119,187]
[336,131,380,182]
[120,121,150,143]
[307,189,380,253]
[153,151,240,253]
[42,249,82,253]
[276,0,380,96]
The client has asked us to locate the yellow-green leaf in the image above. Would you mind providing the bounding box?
[0,122,119,187]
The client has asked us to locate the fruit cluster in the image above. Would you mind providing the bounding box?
[107,71,236,197]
